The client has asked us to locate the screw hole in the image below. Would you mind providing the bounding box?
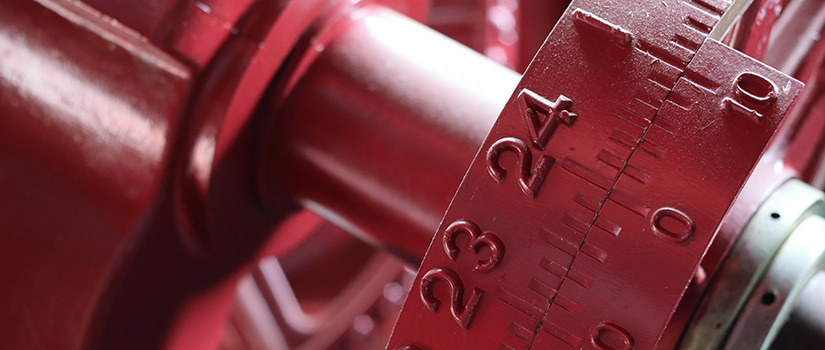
[770,212,781,219]
[761,292,776,306]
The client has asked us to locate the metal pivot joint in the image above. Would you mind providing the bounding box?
[5,0,825,349]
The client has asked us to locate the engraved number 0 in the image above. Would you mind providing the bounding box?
[734,72,777,106]
[487,137,554,198]
[724,72,778,120]
[443,219,504,272]
[420,267,485,329]
[590,322,635,350]
[650,207,695,243]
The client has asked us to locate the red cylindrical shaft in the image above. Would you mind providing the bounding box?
[260,5,520,261]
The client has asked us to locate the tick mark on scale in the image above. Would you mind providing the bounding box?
[573,9,635,46]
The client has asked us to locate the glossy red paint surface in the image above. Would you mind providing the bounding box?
[2,0,824,349]
[0,0,192,348]
[258,4,520,262]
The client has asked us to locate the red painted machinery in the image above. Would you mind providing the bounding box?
[2,0,825,349]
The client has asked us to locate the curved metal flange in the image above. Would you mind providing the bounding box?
[727,204,825,349]
[679,178,825,349]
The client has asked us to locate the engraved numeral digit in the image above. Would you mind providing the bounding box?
[519,89,577,150]
[420,267,485,329]
[650,207,695,243]
[734,72,777,106]
[487,137,555,198]
[486,89,574,198]
[724,72,778,121]
[590,322,635,350]
[443,219,504,272]
[422,220,505,329]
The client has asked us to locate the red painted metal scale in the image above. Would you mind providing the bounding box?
[389,1,802,349]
